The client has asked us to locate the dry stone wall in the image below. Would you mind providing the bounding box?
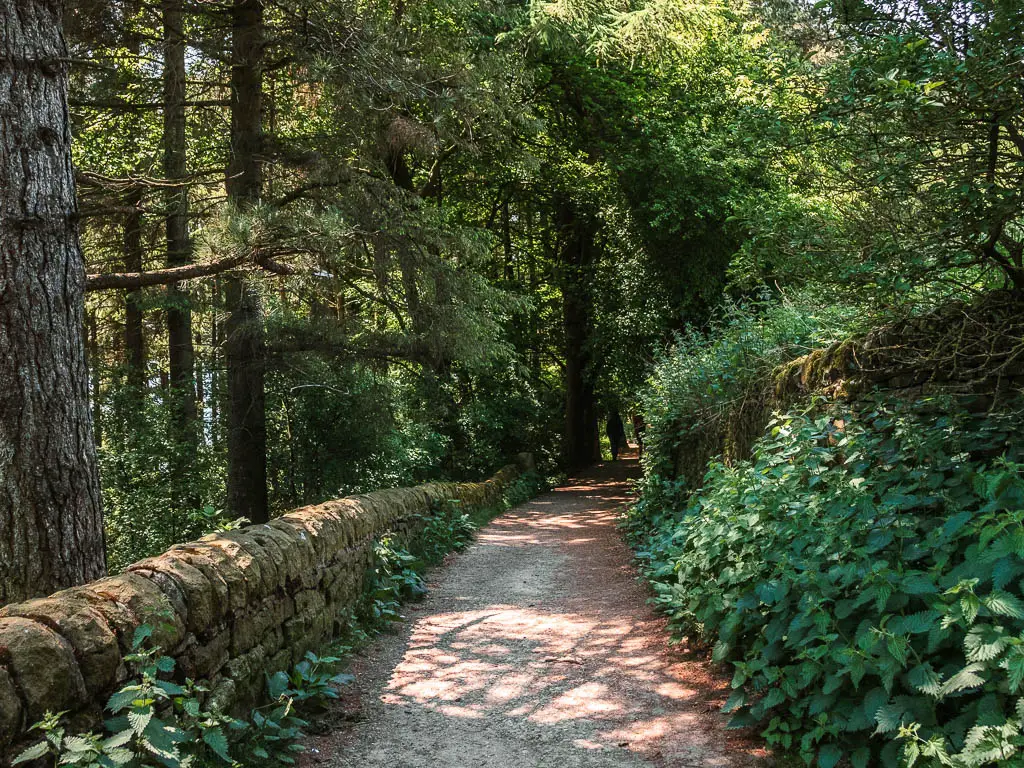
[0,456,533,757]
[672,294,1024,490]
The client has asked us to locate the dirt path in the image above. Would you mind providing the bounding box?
[302,456,769,768]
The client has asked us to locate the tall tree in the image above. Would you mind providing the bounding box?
[163,0,197,428]
[225,0,269,523]
[559,200,601,470]
[0,0,106,604]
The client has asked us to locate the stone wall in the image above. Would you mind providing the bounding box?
[0,456,534,756]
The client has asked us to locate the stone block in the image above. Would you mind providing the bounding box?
[218,531,281,595]
[166,545,235,622]
[129,555,219,636]
[0,618,87,722]
[83,572,184,652]
[0,666,23,750]
[202,535,268,604]
[230,596,293,656]
[0,591,122,696]
[181,628,230,679]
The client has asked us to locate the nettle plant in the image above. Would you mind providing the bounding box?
[14,626,233,768]
[637,394,1024,767]
[13,626,354,768]
[418,499,476,563]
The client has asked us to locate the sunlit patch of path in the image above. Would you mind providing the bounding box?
[302,456,769,768]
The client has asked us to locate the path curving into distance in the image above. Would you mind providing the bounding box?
[301,455,769,768]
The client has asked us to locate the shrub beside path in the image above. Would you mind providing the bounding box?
[302,455,769,767]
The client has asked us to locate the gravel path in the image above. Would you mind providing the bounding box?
[301,456,770,768]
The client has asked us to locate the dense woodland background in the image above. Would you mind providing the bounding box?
[3,0,1024,763]
[51,0,1024,572]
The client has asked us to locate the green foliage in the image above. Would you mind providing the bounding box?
[418,500,477,563]
[14,626,236,768]
[363,536,430,625]
[98,383,225,573]
[639,292,858,481]
[12,626,362,768]
[632,394,1024,766]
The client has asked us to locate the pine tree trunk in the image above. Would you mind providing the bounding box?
[124,188,146,387]
[559,201,600,471]
[163,0,197,428]
[0,0,106,604]
[225,0,269,523]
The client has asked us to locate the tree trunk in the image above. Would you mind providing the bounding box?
[164,0,197,429]
[0,0,106,604]
[124,187,146,387]
[225,0,269,523]
[559,200,600,471]
[224,276,268,522]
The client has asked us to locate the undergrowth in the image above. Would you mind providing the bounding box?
[14,469,544,768]
[641,293,858,481]
[627,395,1024,767]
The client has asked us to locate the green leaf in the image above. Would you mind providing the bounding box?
[155,679,186,697]
[939,662,986,696]
[12,741,50,764]
[907,663,942,697]
[984,591,1024,619]
[128,708,153,735]
[131,625,153,649]
[203,726,232,762]
[818,744,843,768]
[723,688,746,713]
[106,689,139,714]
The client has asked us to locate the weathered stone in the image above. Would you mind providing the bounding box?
[218,532,280,596]
[231,597,294,656]
[293,589,326,618]
[181,628,230,679]
[264,521,318,586]
[129,555,218,635]
[266,649,292,678]
[207,678,237,714]
[0,591,122,695]
[249,523,308,587]
[202,535,267,604]
[166,546,234,623]
[0,618,87,721]
[83,572,184,652]
[225,644,267,702]
[0,667,23,749]
[127,567,190,638]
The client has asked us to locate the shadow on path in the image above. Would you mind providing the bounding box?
[303,455,769,768]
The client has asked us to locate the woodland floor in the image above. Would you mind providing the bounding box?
[299,452,770,768]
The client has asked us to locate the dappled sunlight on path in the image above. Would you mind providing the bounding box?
[303,456,769,768]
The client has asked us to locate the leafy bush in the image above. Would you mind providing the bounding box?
[631,395,1024,767]
[15,625,236,768]
[13,626,354,768]
[641,293,857,481]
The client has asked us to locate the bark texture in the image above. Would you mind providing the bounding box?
[225,0,269,523]
[560,202,600,471]
[163,0,197,427]
[0,0,106,604]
